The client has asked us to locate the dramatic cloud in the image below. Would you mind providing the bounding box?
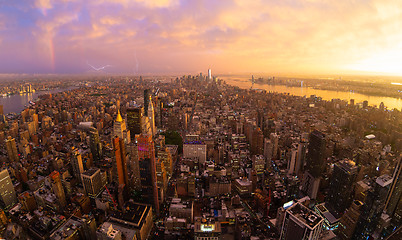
[0,0,401,75]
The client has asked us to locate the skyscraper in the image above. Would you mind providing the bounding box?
[71,147,84,180]
[305,130,326,178]
[113,110,130,143]
[270,133,279,160]
[127,106,143,138]
[136,134,159,213]
[280,202,324,240]
[89,127,102,162]
[5,136,19,162]
[326,159,358,218]
[0,169,17,210]
[251,128,264,155]
[385,155,402,218]
[337,200,364,240]
[49,171,66,208]
[301,131,326,199]
[82,168,104,198]
[208,69,212,81]
[113,137,128,186]
[147,97,156,136]
[144,89,150,116]
[353,174,393,239]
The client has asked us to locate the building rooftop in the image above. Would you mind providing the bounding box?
[287,202,323,229]
[110,202,151,229]
[50,217,81,240]
[194,218,221,233]
[337,159,358,174]
[82,167,99,177]
[99,221,137,240]
[235,178,252,186]
[376,174,393,187]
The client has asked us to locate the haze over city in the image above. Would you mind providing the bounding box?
[1,0,402,76]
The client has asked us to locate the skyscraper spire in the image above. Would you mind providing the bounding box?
[116,109,123,122]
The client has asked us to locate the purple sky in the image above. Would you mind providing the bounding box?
[1,0,402,75]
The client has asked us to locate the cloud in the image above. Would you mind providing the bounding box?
[0,0,402,74]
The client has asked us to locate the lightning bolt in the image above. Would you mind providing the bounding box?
[87,61,112,71]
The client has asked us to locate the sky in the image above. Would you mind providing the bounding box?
[1,0,402,75]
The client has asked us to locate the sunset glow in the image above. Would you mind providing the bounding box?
[1,0,402,75]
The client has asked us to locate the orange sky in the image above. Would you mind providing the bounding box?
[1,0,402,75]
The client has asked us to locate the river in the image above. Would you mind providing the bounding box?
[0,87,77,115]
[223,77,402,110]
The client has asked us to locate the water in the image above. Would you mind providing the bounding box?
[223,77,402,110]
[0,87,77,115]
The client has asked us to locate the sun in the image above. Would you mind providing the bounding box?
[347,50,402,76]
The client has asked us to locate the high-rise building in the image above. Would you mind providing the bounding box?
[305,130,326,178]
[113,137,128,186]
[353,174,393,239]
[5,136,19,162]
[301,171,321,199]
[126,143,141,191]
[208,69,212,81]
[144,89,150,116]
[158,148,173,178]
[301,131,326,199]
[89,127,102,162]
[251,128,264,155]
[363,100,369,108]
[127,106,143,138]
[280,202,324,240]
[113,110,130,144]
[147,97,156,136]
[385,155,402,218]
[270,133,279,160]
[326,159,358,218]
[337,200,364,240]
[156,158,167,203]
[49,171,67,208]
[136,134,159,213]
[82,168,104,198]
[71,147,84,180]
[0,169,17,210]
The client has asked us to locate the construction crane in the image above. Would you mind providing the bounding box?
[104,186,118,208]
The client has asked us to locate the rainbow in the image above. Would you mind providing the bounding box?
[48,36,55,72]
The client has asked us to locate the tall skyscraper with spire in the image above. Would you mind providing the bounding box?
[147,97,156,136]
[113,110,130,143]
[143,89,156,137]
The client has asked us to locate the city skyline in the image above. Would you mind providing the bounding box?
[1,0,402,76]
